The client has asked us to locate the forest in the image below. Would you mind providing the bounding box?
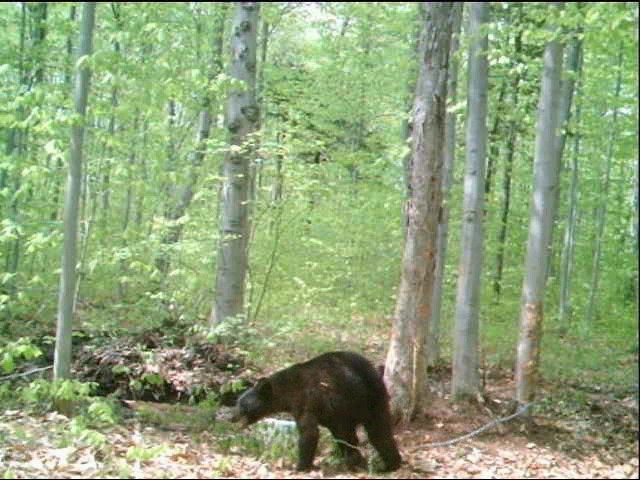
[0,2,638,478]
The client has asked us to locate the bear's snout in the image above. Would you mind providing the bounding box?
[230,406,251,428]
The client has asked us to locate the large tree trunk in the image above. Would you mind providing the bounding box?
[54,2,96,381]
[427,3,463,367]
[384,2,455,422]
[585,47,623,324]
[211,2,260,327]
[451,2,489,400]
[400,6,426,240]
[515,3,564,406]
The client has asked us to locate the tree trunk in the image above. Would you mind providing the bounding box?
[515,3,564,406]
[28,2,48,84]
[451,2,489,400]
[558,36,583,327]
[211,2,260,327]
[546,19,583,282]
[585,47,623,324]
[54,1,96,381]
[51,5,77,222]
[119,112,139,300]
[256,18,269,114]
[135,118,149,229]
[155,4,227,275]
[401,4,425,221]
[102,78,118,226]
[427,3,463,367]
[634,139,639,318]
[494,21,523,300]
[484,80,507,200]
[384,2,455,422]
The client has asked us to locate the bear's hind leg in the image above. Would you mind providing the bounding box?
[328,424,365,470]
[363,413,401,471]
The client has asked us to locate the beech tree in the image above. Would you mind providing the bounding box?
[54,2,97,381]
[451,1,489,400]
[515,2,564,406]
[211,2,260,327]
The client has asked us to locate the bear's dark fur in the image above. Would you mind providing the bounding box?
[233,351,401,472]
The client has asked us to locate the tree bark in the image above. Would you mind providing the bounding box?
[211,2,260,327]
[384,2,455,422]
[484,81,507,200]
[401,4,425,217]
[427,3,463,367]
[546,16,583,282]
[451,2,489,400]
[515,3,564,406]
[54,1,96,381]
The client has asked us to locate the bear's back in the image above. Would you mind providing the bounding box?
[277,351,388,422]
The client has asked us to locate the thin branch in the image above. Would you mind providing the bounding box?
[424,403,535,448]
[0,365,52,382]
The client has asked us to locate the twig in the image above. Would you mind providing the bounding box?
[424,402,534,448]
[0,365,52,382]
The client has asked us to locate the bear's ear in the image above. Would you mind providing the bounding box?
[254,378,273,400]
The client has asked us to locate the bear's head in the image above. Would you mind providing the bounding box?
[232,377,273,427]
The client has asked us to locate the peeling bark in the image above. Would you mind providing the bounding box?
[516,302,543,403]
[385,2,455,422]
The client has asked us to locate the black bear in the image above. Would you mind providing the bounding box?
[232,351,401,472]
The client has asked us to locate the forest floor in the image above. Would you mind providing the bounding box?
[1,361,637,479]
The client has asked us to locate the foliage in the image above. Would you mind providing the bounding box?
[0,338,42,374]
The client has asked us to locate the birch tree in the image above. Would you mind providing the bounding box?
[515,2,564,406]
[54,2,97,381]
[211,2,260,327]
[384,2,455,421]
[451,1,489,400]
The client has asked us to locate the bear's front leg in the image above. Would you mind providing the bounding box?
[295,414,319,471]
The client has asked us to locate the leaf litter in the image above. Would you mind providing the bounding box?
[1,363,637,479]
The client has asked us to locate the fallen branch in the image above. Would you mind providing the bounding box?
[0,365,52,382]
[425,402,534,448]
